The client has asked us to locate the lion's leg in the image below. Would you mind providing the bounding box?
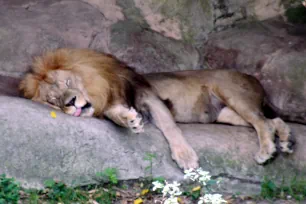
[139,92,199,170]
[271,117,294,153]
[222,100,276,164]
[243,111,277,164]
[240,112,276,164]
[216,107,251,126]
[104,104,144,134]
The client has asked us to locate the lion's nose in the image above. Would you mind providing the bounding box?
[65,96,76,107]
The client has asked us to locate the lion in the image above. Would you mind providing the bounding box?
[19,48,294,170]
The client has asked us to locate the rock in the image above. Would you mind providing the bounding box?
[204,19,306,123]
[0,0,290,80]
[0,0,104,78]
[1,96,306,195]
[0,76,21,97]
[0,0,201,79]
[252,0,285,21]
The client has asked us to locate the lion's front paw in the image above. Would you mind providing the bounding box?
[126,108,144,134]
[171,143,199,170]
[254,142,276,164]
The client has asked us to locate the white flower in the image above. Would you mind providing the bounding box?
[164,196,179,204]
[184,168,194,174]
[152,181,164,191]
[184,168,200,181]
[198,194,227,204]
[162,181,182,197]
[198,174,211,186]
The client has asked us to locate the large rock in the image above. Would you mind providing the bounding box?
[204,19,306,123]
[0,0,201,80]
[0,0,290,82]
[1,96,306,195]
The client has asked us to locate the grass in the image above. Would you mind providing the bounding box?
[2,155,306,204]
[6,168,121,204]
[0,174,21,204]
[260,176,306,201]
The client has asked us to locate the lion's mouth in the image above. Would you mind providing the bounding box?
[73,102,92,117]
[74,108,82,117]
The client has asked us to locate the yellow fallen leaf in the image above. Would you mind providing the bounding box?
[178,197,183,203]
[192,186,201,191]
[141,189,149,196]
[134,198,143,204]
[50,111,57,118]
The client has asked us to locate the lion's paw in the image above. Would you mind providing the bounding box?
[254,143,276,164]
[126,108,144,134]
[279,140,294,154]
[171,143,199,170]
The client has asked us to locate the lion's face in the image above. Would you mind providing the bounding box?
[24,70,95,117]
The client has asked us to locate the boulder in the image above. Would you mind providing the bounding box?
[0,0,201,80]
[1,96,306,195]
[0,0,290,81]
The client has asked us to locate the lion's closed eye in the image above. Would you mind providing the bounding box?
[66,79,71,87]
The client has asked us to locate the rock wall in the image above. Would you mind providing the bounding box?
[0,0,289,81]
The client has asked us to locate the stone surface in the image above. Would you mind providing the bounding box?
[0,0,290,80]
[0,0,201,79]
[1,96,306,195]
[204,19,306,123]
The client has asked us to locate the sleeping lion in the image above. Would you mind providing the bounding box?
[19,48,294,170]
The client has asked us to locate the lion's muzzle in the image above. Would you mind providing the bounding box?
[63,89,94,117]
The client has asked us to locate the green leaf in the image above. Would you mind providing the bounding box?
[44,179,56,188]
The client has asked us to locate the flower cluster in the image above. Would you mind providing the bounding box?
[198,194,227,204]
[184,168,212,186]
[152,167,227,204]
[152,181,182,204]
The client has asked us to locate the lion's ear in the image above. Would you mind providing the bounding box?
[19,73,40,99]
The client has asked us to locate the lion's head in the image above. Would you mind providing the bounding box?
[20,48,139,118]
[18,49,103,117]
[20,69,95,117]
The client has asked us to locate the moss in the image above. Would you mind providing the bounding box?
[116,0,149,26]
[200,0,213,18]
[285,4,306,24]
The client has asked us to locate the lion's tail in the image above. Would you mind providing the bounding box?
[263,97,306,125]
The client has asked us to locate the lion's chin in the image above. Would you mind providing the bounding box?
[79,107,95,117]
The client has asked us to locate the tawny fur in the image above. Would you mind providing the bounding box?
[19,48,294,169]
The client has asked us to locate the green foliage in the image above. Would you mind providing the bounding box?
[183,188,202,201]
[93,189,116,204]
[93,168,119,203]
[260,177,278,199]
[261,176,306,201]
[43,179,88,203]
[27,190,40,204]
[0,174,21,204]
[95,167,119,185]
[285,4,306,24]
[152,176,165,183]
[143,152,157,178]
